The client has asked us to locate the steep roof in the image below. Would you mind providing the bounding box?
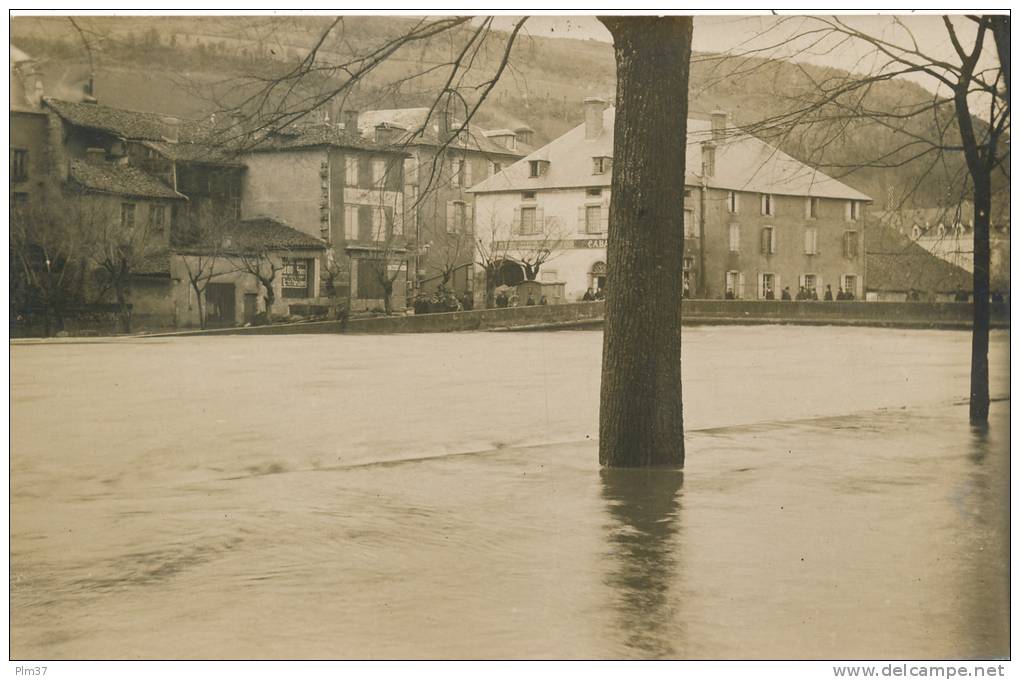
[469,107,871,201]
[68,158,186,200]
[359,108,526,158]
[45,98,213,143]
[140,140,244,167]
[865,222,972,293]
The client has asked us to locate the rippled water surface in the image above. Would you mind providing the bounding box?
[10,326,1010,659]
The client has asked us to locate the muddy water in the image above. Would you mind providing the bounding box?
[10,326,1010,659]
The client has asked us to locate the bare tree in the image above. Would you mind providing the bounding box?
[173,207,238,329]
[708,15,1009,424]
[10,199,88,337]
[228,242,285,323]
[75,196,168,334]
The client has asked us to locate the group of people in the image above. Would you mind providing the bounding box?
[495,290,548,307]
[778,284,855,301]
[412,286,474,315]
[581,287,606,302]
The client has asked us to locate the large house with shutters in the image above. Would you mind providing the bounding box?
[469,98,871,304]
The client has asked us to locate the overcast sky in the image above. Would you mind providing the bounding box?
[489,14,1001,96]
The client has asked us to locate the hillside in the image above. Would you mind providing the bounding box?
[11,15,1005,210]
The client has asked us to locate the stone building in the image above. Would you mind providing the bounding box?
[469,100,871,304]
[357,108,526,299]
[240,115,412,313]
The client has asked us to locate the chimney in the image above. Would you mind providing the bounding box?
[161,116,180,143]
[710,110,728,142]
[374,123,405,146]
[340,110,360,137]
[85,147,106,164]
[82,75,97,104]
[584,97,607,140]
[701,141,716,178]
[25,70,43,107]
[436,110,450,140]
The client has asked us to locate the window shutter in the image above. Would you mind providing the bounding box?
[856,276,863,299]
[761,194,766,215]
[805,198,811,219]
[770,227,777,253]
[760,228,769,255]
[738,273,746,298]
[463,159,473,187]
[757,272,764,299]
[577,205,587,232]
[816,276,823,298]
[798,274,805,290]
[733,192,740,215]
[512,207,521,235]
[774,275,781,298]
[465,203,473,232]
[804,229,811,254]
[845,201,852,221]
[600,204,610,233]
[446,201,455,233]
[536,207,545,231]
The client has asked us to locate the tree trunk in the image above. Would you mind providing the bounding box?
[115,279,131,334]
[598,16,692,468]
[484,266,497,308]
[969,174,991,424]
[263,281,275,322]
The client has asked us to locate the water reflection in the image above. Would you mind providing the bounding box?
[599,468,685,658]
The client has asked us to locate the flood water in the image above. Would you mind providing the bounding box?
[10,326,1010,659]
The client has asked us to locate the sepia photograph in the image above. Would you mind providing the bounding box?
[7,8,1011,673]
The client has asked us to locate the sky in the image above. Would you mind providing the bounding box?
[487,14,1002,97]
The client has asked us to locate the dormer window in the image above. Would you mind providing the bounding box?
[529,160,549,178]
[592,156,612,175]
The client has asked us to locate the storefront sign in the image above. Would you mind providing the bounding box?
[572,238,607,249]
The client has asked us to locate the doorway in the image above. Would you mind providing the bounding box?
[206,283,236,327]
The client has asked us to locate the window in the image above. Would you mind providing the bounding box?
[804,226,819,255]
[727,191,739,214]
[760,193,774,216]
[808,197,820,219]
[448,201,468,233]
[345,156,359,187]
[586,187,602,198]
[372,158,387,186]
[149,204,166,234]
[10,148,28,181]
[522,191,536,201]
[592,156,611,175]
[585,205,602,234]
[842,274,858,299]
[344,205,359,240]
[121,203,136,230]
[491,161,503,175]
[728,223,740,252]
[528,160,548,177]
[282,258,314,299]
[684,208,696,238]
[843,230,859,258]
[11,192,29,212]
[520,206,537,235]
[848,200,860,221]
[802,273,818,296]
[760,226,776,254]
[725,270,744,298]
[372,207,387,241]
[761,272,776,299]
